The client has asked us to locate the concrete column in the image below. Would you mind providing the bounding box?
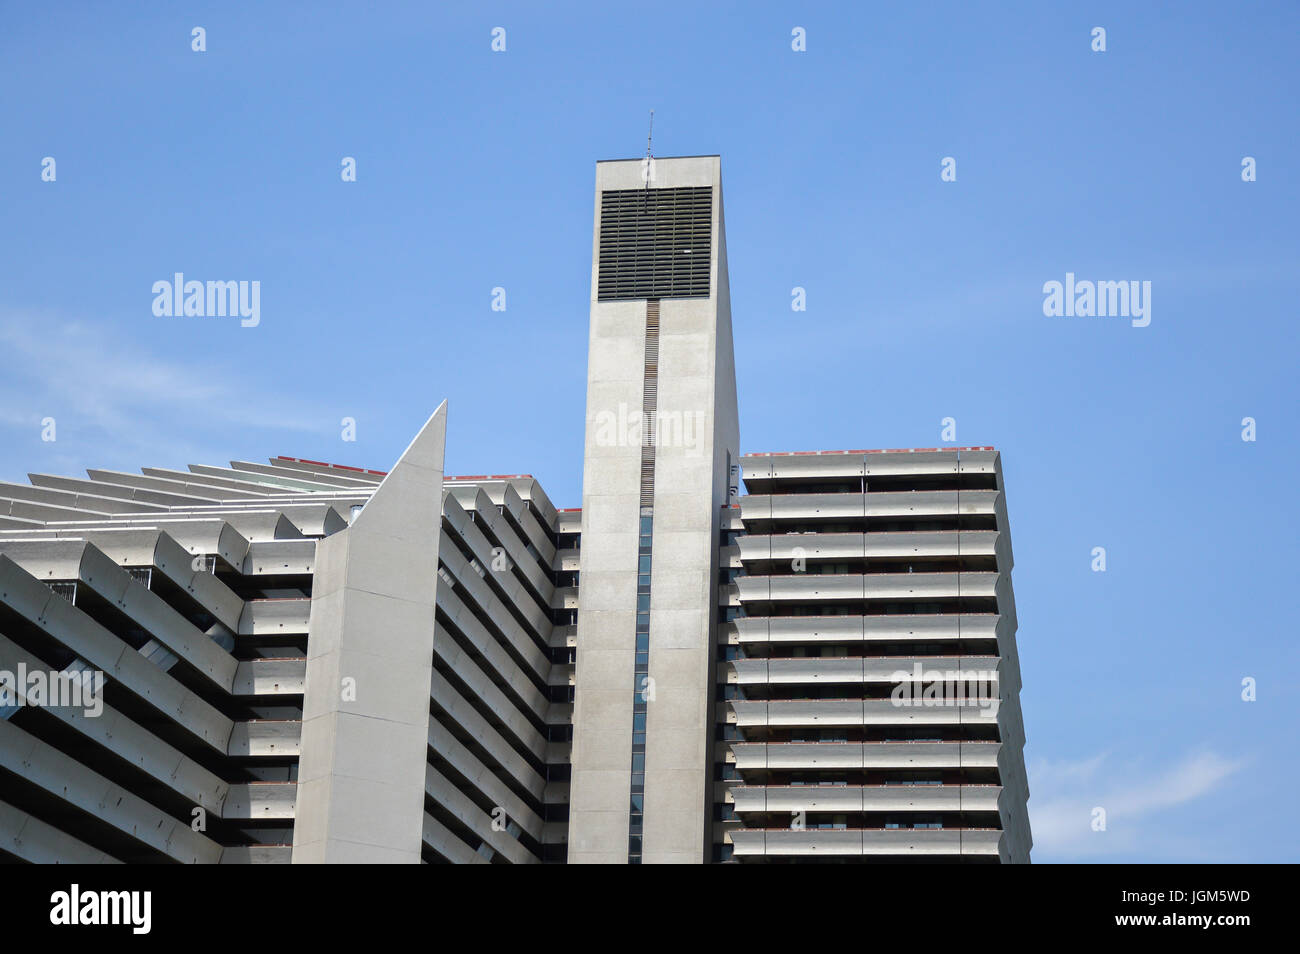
[292,404,446,863]
[569,157,739,863]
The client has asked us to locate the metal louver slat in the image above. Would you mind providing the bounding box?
[597,187,712,300]
[639,300,661,506]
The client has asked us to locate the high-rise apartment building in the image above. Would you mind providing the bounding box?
[0,156,1030,863]
[716,449,1030,862]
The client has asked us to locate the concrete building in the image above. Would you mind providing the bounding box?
[0,156,1030,863]
[568,156,738,863]
[0,419,577,863]
[715,448,1031,862]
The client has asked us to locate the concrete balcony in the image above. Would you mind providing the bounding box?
[232,657,307,696]
[0,800,120,864]
[445,487,555,609]
[0,718,222,864]
[0,554,234,754]
[735,572,998,603]
[0,540,239,692]
[730,826,1002,857]
[551,586,579,611]
[226,720,301,758]
[738,530,999,563]
[237,597,311,636]
[727,698,1001,728]
[242,540,317,575]
[731,741,1001,770]
[728,613,1001,645]
[725,655,1000,685]
[741,449,998,484]
[730,784,1001,813]
[223,782,297,820]
[740,490,1000,523]
[548,623,578,648]
[0,531,246,633]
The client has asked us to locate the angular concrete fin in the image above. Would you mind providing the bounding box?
[292,401,447,864]
[353,401,447,532]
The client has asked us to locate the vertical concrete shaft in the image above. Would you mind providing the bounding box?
[569,157,739,863]
[292,403,446,863]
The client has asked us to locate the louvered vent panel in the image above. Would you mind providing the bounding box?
[639,300,661,506]
[639,449,655,503]
[598,187,712,300]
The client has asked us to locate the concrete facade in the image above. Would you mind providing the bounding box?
[568,156,739,864]
[714,449,1032,862]
[293,404,446,863]
[0,445,573,863]
[0,154,1031,864]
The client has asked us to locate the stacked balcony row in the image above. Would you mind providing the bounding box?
[0,454,578,864]
[0,513,315,863]
[715,449,1028,863]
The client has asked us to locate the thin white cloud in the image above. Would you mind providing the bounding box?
[1029,749,1247,859]
[0,311,331,480]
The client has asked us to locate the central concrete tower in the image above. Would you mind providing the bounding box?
[568,156,739,863]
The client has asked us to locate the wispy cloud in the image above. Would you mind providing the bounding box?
[0,311,332,481]
[1029,749,1247,860]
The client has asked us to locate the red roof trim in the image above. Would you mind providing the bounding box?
[276,455,388,476]
[743,447,996,457]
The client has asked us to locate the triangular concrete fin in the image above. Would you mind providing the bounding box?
[352,401,446,532]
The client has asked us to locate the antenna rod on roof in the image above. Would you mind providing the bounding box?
[643,109,654,193]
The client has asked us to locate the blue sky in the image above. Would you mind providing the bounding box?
[1,1,1296,861]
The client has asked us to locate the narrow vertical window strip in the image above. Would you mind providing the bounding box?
[627,299,660,863]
